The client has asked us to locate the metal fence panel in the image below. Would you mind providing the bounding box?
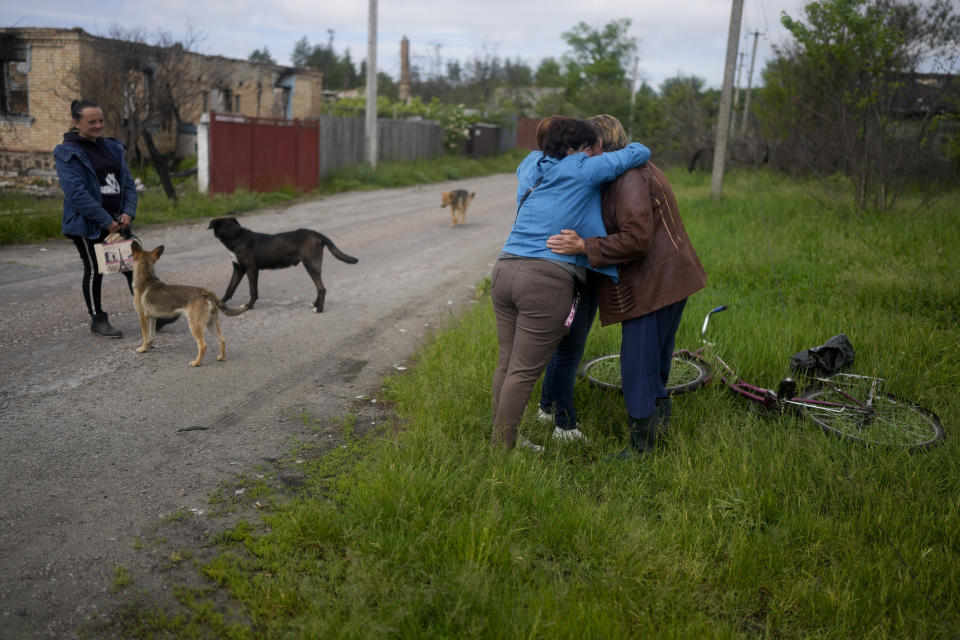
[208,112,319,194]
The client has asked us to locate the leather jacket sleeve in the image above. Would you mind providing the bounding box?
[583,169,651,267]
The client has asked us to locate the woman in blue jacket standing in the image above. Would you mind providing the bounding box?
[55,99,139,338]
[490,117,651,449]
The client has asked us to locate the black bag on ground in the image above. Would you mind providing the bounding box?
[789,334,855,376]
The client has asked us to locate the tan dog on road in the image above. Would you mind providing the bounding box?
[441,189,476,226]
[131,243,247,367]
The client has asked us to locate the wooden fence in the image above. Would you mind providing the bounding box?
[198,112,533,195]
[316,115,445,178]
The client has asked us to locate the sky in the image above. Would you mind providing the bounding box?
[2,0,810,92]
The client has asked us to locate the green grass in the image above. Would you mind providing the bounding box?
[103,168,960,638]
[0,150,528,246]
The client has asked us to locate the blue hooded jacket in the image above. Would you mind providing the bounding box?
[502,142,651,282]
[54,135,137,239]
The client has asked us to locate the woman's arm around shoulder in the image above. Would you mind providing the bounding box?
[583,168,654,266]
[579,142,651,186]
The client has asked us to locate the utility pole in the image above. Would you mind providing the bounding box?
[628,56,639,140]
[710,0,744,200]
[365,0,378,169]
[731,51,745,138]
[740,30,761,137]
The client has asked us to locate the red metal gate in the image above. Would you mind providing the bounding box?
[515,116,540,151]
[208,112,319,194]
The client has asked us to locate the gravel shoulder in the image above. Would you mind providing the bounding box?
[0,174,517,638]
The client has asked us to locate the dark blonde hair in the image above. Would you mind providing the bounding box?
[587,114,629,152]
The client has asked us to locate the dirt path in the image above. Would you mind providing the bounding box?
[0,173,517,638]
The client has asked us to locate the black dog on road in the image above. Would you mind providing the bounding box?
[208,216,358,313]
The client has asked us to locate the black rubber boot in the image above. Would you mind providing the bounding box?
[90,312,122,338]
[656,396,673,431]
[611,405,663,460]
[155,315,180,331]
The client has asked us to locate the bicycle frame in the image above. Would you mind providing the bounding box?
[689,306,881,417]
[582,304,944,447]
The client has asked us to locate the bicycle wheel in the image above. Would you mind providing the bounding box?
[667,354,712,395]
[581,354,622,391]
[580,353,711,396]
[798,386,944,449]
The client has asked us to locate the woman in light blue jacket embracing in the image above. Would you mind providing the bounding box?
[55,99,139,338]
[490,116,651,449]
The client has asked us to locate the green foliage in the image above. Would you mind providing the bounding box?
[105,170,960,638]
[247,47,275,65]
[758,0,960,209]
[561,19,637,91]
[533,19,638,126]
[655,75,717,160]
[324,96,483,154]
[534,58,564,87]
[292,33,361,91]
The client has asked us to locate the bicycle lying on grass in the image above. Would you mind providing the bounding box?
[581,306,945,450]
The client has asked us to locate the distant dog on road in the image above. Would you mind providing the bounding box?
[207,216,358,313]
[441,189,476,227]
[131,242,247,367]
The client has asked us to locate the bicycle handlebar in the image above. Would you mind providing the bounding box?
[701,305,729,337]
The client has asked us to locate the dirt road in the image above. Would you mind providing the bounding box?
[0,173,517,638]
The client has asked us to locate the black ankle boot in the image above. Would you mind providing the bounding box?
[90,312,122,338]
[155,315,180,331]
[611,405,663,460]
[656,396,673,431]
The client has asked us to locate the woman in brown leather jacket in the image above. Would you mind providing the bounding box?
[546,115,707,457]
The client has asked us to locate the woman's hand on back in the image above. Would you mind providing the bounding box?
[546,229,586,255]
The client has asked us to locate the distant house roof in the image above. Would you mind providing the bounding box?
[893,73,960,118]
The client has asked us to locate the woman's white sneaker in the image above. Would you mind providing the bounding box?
[552,427,588,442]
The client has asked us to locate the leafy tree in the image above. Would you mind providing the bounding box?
[291,36,312,68]
[534,58,564,87]
[657,75,715,162]
[248,47,276,65]
[504,57,533,87]
[446,60,463,85]
[629,82,666,149]
[292,33,360,91]
[464,47,504,105]
[759,0,960,209]
[358,61,399,102]
[561,19,636,94]
[535,19,637,127]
